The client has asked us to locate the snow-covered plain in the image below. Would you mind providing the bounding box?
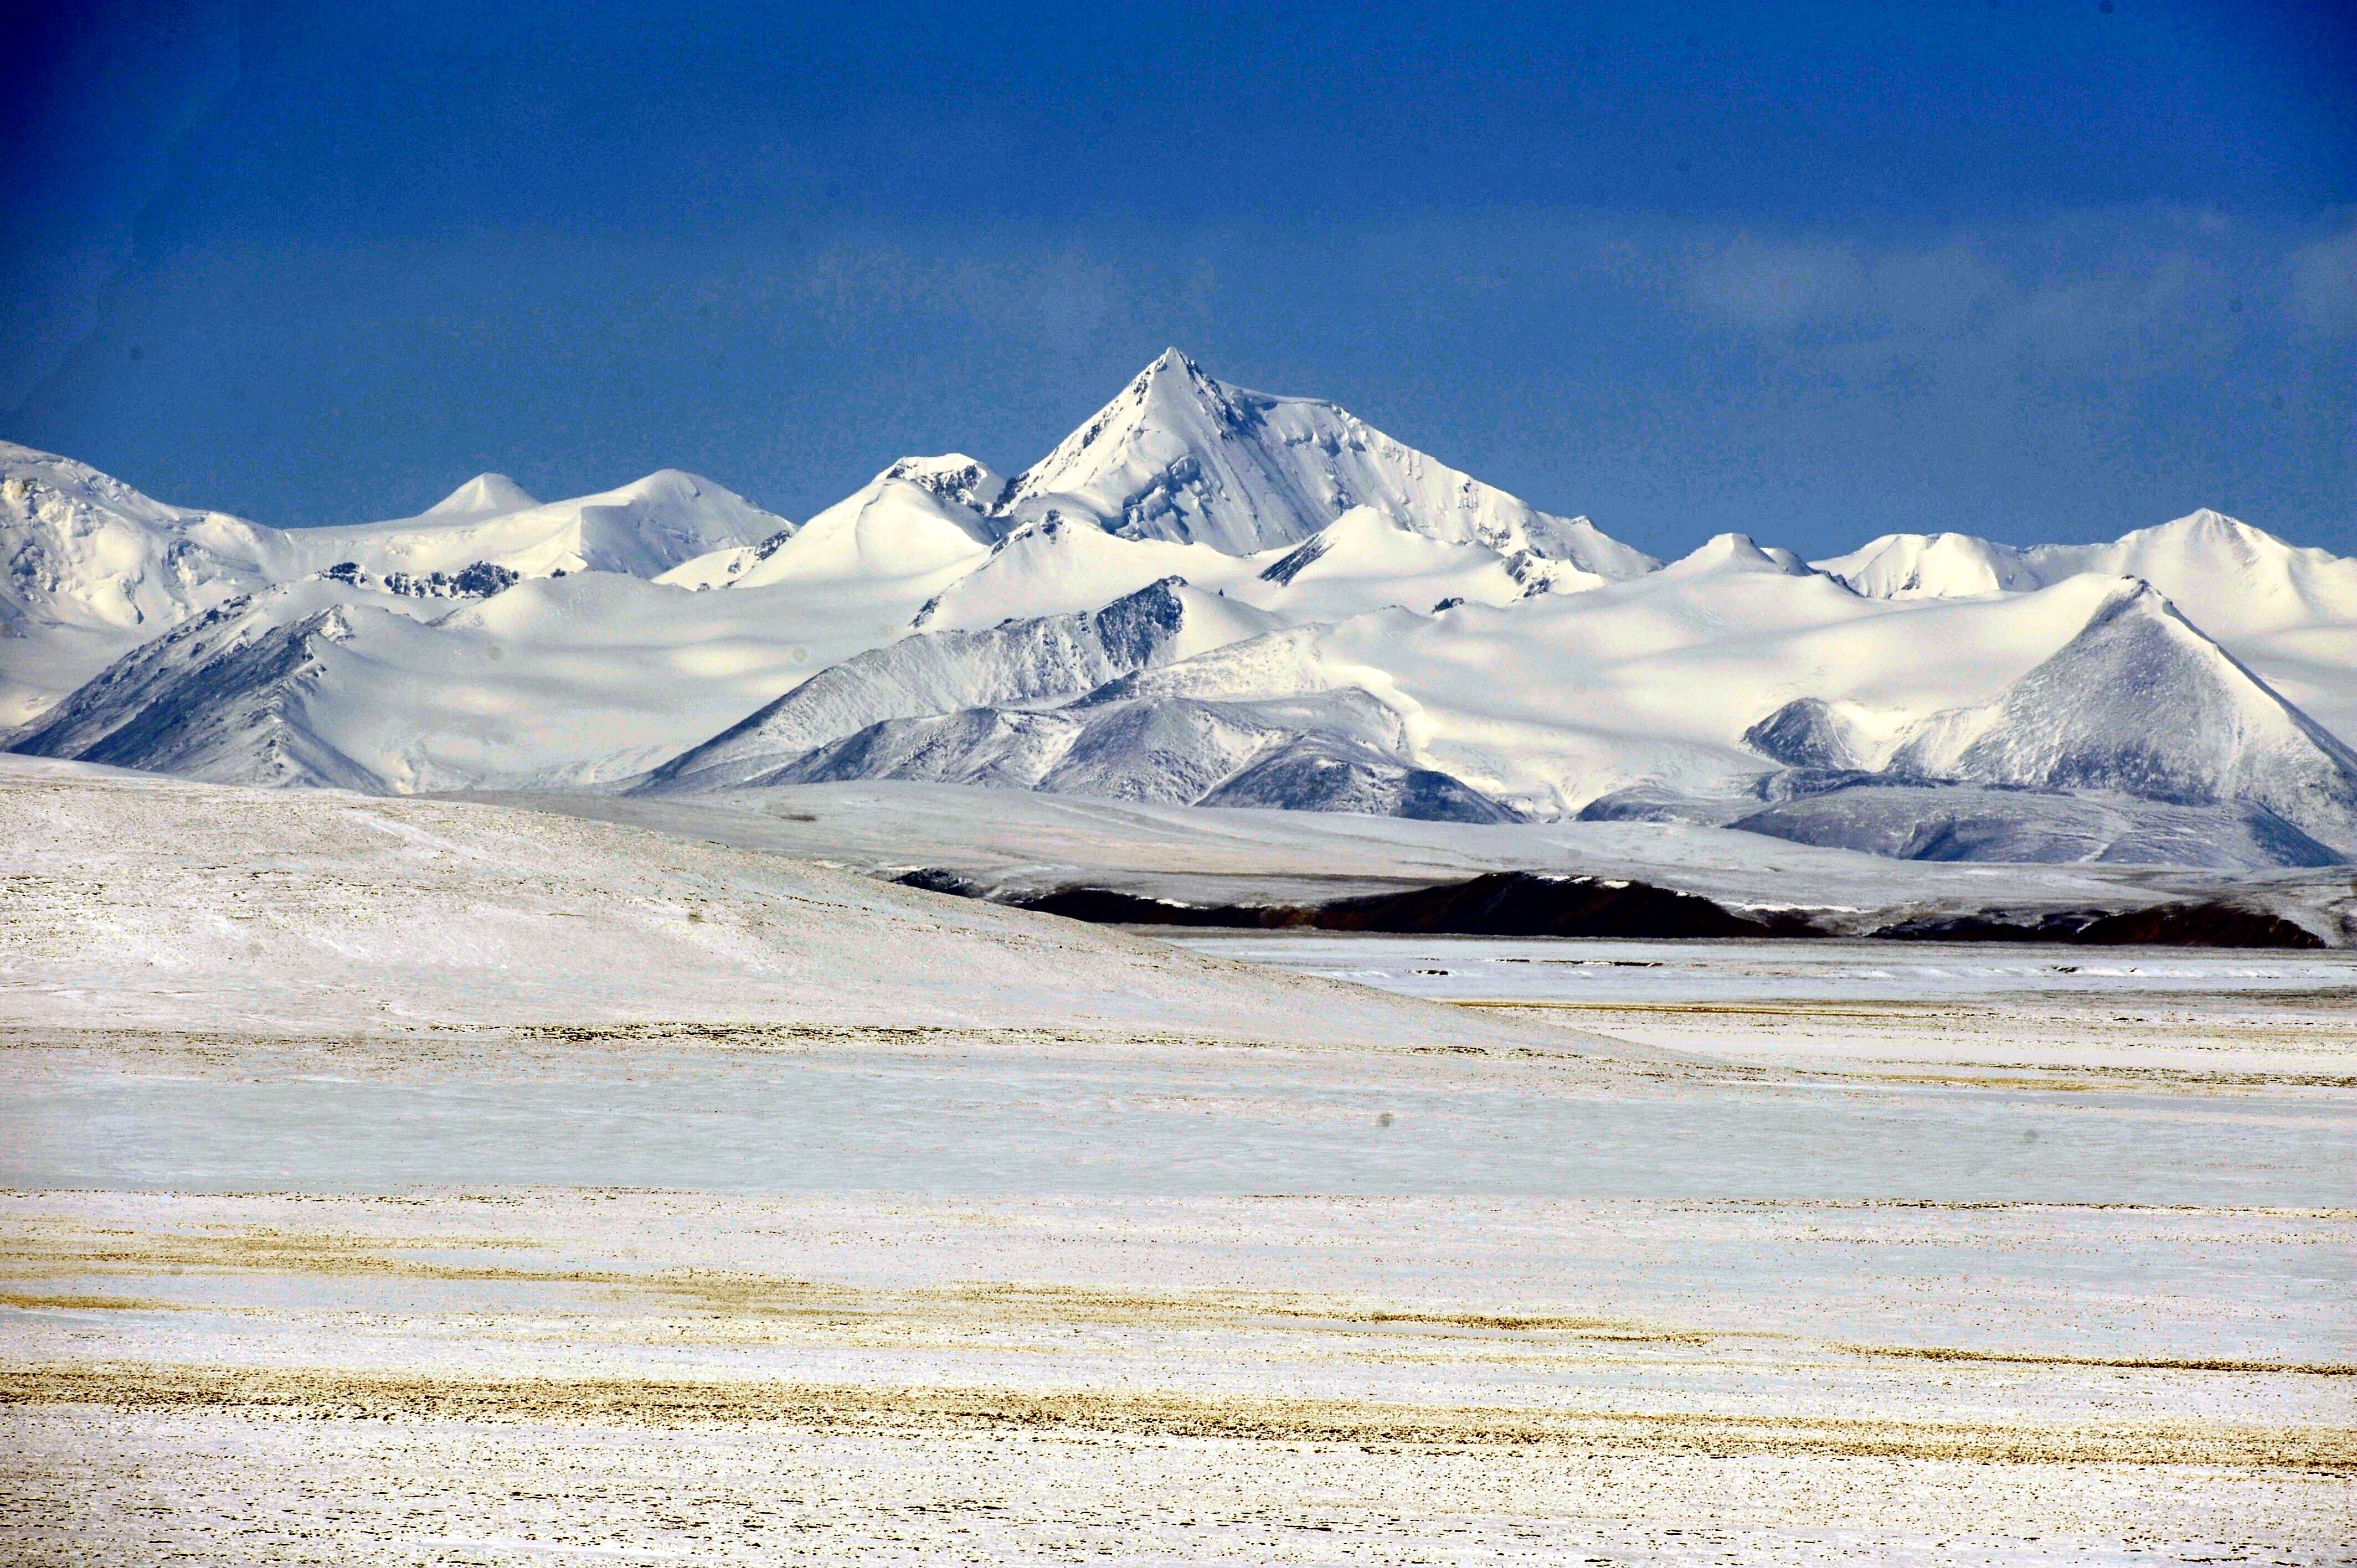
[2,760,2352,1563]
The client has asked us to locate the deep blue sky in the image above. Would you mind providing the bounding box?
[6,0,2353,558]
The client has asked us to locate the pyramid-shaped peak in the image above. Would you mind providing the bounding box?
[426,473,538,517]
[1881,570,2357,851]
[1124,347,1232,409]
[2049,576,2240,658]
[991,350,1649,570]
[1140,346,1207,383]
[2086,574,2166,616]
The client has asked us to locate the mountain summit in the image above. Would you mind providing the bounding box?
[990,349,1657,582]
[424,473,541,517]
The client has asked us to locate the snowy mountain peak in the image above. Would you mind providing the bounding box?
[1878,575,2357,850]
[989,351,1657,580]
[1818,508,2357,639]
[1813,532,2042,599]
[1148,344,1200,375]
[424,473,539,517]
[2165,506,2248,540]
[0,442,292,722]
[1664,533,1816,579]
[288,467,783,582]
[1126,346,1224,406]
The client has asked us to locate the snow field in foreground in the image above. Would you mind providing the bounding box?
[1,761,2349,1563]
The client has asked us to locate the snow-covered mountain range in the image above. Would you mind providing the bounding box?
[6,351,2355,866]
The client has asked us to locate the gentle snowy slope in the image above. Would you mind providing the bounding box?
[7,561,1006,792]
[639,530,2357,856]
[0,754,1567,1048]
[1089,540,2126,816]
[2034,510,2357,636]
[12,354,2357,868]
[666,456,992,594]
[1813,531,2046,599]
[274,468,782,580]
[910,504,1548,638]
[1821,510,2357,634]
[1819,510,2357,739]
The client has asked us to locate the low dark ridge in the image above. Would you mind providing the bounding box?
[895,870,2329,948]
[1304,872,1823,939]
[1875,903,2324,950]
[896,870,1826,940]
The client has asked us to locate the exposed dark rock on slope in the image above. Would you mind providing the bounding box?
[897,869,1818,938]
[898,868,2334,948]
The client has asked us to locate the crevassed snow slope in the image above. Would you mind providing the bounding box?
[0,752,1576,1050]
[0,442,291,635]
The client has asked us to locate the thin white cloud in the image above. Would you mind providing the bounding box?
[2289,224,2357,337]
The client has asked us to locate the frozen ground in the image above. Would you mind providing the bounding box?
[2,764,2352,1562]
[1166,932,2357,1076]
[469,780,2357,937]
